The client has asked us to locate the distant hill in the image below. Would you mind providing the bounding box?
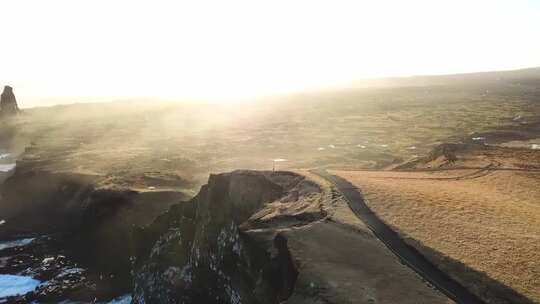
[350,67,540,89]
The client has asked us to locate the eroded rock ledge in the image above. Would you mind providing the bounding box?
[0,164,188,302]
[132,170,326,304]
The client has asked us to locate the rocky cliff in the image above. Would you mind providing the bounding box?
[132,170,327,304]
[0,163,188,302]
[131,170,453,304]
[0,86,20,116]
[1,167,455,303]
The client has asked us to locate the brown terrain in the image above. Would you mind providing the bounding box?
[282,171,453,304]
[1,68,540,302]
[334,136,540,303]
[131,169,453,303]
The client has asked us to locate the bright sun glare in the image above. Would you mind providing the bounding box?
[1,0,540,105]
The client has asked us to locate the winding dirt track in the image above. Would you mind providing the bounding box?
[312,169,485,304]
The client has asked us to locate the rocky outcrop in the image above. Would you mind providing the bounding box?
[0,235,100,303]
[132,170,325,304]
[0,86,20,116]
[428,143,462,162]
[0,168,187,267]
[0,166,189,302]
[394,143,473,170]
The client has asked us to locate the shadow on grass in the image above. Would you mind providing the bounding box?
[406,237,535,304]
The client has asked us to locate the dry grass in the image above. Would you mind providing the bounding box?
[334,168,540,303]
[3,80,540,192]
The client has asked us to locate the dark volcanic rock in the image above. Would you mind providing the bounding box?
[132,171,311,304]
[0,86,20,116]
[0,167,324,303]
[0,166,189,302]
[0,235,94,303]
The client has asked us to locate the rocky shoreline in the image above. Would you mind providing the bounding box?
[0,159,187,302]
[131,171,308,303]
[0,234,129,303]
[0,167,323,303]
[0,156,456,304]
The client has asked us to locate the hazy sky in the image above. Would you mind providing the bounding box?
[1,0,540,106]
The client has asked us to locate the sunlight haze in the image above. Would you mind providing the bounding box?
[1,0,540,106]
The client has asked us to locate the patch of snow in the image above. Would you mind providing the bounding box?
[42,257,55,264]
[472,137,485,141]
[407,146,417,150]
[0,219,5,226]
[273,158,287,162]
[0,238,35,251]
[317,147,325,151]
[147,186,156,190]
[357,145,366,149]
[0,163,16,172]
[328,144,336,149]
[532,144,540,150]
[0,153,10,159]
[0,275,41,298]
[513,115,522,121]
[380,144,388,148]
[53,267,85,280]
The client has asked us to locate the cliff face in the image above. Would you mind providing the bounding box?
[0,164,189,302]
[0,86,20,116]
[1,166,456,303]
[132,170,324,304]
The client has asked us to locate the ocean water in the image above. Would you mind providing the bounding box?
[0,274,42,298]
[57,294,132,304]
[0,238,35,251]
[107,294,132,304]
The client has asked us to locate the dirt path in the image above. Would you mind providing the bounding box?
[312,169,484,304]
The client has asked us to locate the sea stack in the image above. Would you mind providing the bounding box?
[0,86,20,116]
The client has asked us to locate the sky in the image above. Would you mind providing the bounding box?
[1,0,540,106]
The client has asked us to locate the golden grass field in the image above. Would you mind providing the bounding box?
[334,148,540,303]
